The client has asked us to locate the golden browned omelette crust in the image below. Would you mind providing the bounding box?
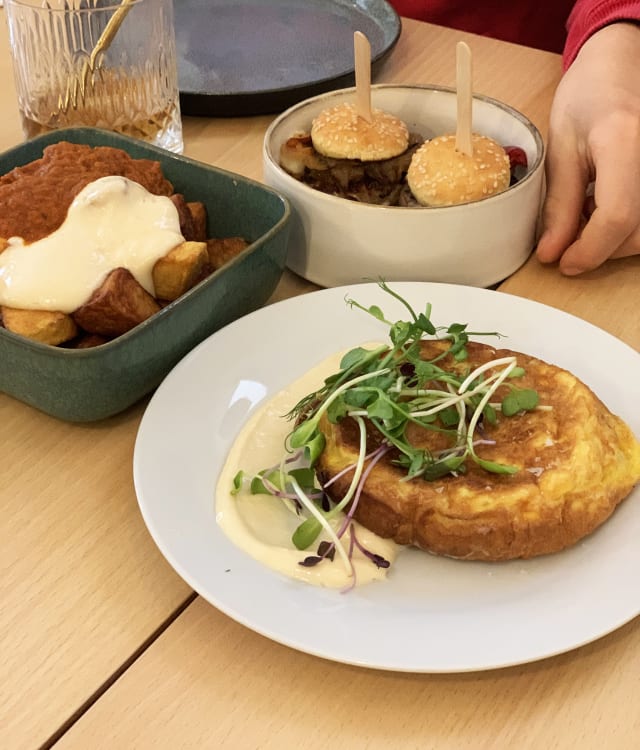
[316,340,640,561]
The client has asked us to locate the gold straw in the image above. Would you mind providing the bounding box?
[58,0,136,111]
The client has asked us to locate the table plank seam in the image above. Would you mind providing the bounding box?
[40,591,198,750]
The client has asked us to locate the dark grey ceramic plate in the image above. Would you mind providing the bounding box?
[0,128,291,422]
[175,0,401,116]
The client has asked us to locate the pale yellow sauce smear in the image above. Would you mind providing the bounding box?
[216,347,399,588]
[0,175,184,312]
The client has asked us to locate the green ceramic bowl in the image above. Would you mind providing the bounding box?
[0,128,291,422]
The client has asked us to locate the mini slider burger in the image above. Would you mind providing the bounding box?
[279,101,422,205]
[406,132,512,206]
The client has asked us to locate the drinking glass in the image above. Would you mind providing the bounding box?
[4,0,184,153]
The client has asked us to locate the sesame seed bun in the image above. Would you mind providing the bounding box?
[310,102,409,161]
[407,133,511,207]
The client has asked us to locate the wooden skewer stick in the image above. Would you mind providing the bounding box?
[354,30,372,122]
[455,41,473,156]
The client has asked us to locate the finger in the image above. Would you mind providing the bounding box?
[557,209,632,274]
[558,114,640,273]
[558,161,640,274]
[536,141,588,264]
[558,221,640,274]
[611,222,640,258]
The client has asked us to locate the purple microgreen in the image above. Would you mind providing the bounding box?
[298,539,337,568]
[296,538,338,569]
[400,362,415,378]
[317,541,336,560]
[349,524,391,568]
[253,471,285,496]
[298,555,323,567]
[288,474,352,573]
[257,472,316,509]
[322,443,390,489]
[336,442,390,538]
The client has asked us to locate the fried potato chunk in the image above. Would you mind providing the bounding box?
[206,236,249,270]
[68,333,109,349]
[72,267,160,337]
[1,306,78,345]
[152,241,209,301]
[186,201,207,242]
[169,194,198,241]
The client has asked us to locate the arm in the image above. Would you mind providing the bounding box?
[537,3,640,273]
[563,0,640,65]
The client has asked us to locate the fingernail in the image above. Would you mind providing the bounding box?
[561,265,583,276]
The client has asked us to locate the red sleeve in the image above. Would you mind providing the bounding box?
[564,0,640,67]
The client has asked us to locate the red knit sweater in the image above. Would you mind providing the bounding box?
[389,0,640,67]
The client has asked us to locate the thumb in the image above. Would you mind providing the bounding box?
[535,144,588,264]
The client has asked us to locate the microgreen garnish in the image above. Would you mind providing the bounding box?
[233,281,544,587]
[299,540,336,568]
[349,526,391,569]
[501,388,539,416]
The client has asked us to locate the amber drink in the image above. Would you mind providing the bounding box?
[5,0,183,153]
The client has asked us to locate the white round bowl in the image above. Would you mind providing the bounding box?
[263,84,545,288]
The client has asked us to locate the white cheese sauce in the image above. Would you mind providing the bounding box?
[0,175,184,312]
[216,348,399,589]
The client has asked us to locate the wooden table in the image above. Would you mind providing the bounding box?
[1,15,638,750]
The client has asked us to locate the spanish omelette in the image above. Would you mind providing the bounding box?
[316,340,640,561]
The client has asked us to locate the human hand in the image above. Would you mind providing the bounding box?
[536,22,640,274]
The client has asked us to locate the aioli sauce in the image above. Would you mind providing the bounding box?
[216,349,399,589]
[0,175,184,312]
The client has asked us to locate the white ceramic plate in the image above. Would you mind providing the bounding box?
[134,282,640,673]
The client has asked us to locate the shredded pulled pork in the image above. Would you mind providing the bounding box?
[279,132,424,206]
